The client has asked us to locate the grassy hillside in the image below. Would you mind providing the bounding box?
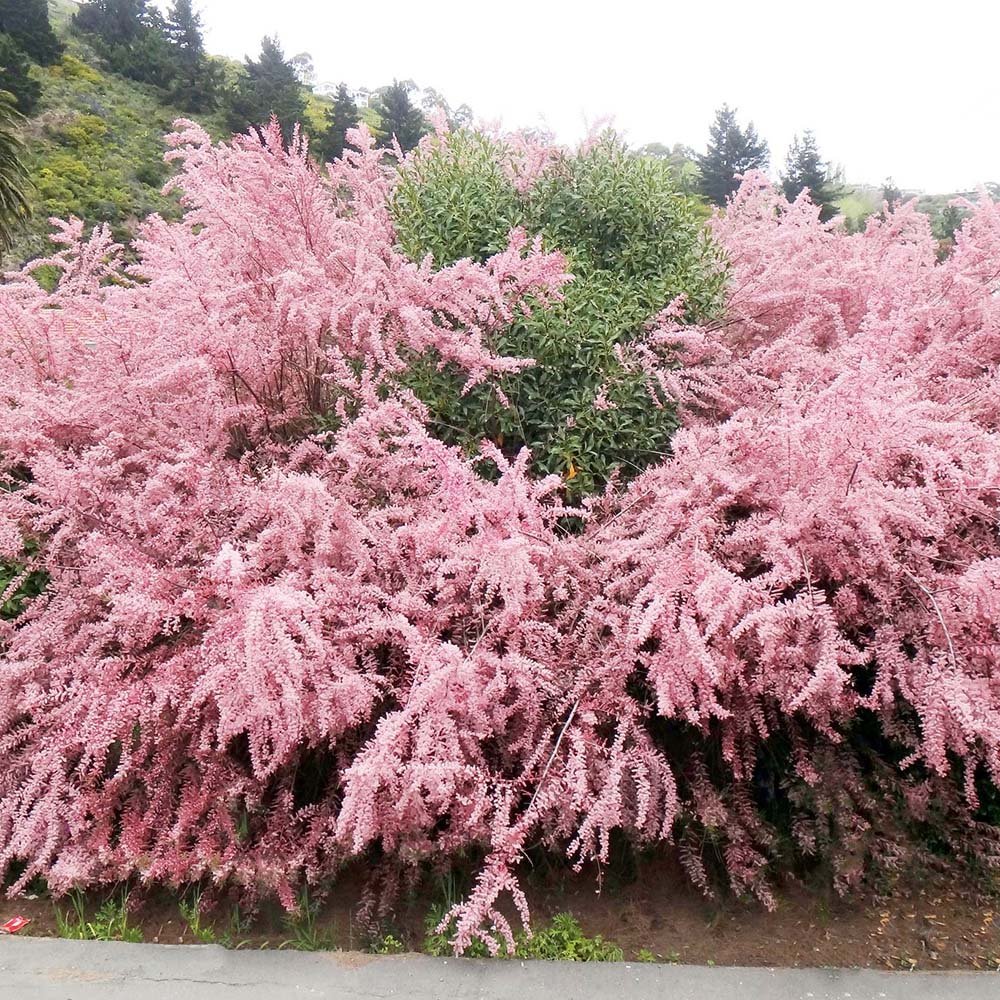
[6,3,988,270]
[5,2,219,266]
[6,0,341,269]
[835,186,881,230]
[836,181,1000,240]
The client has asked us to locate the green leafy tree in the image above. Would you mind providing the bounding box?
[373,79,426,151]
[0,0,63,65]
[420,86,472,130]
[228,35,307,146]
[781,131,841,221]
[318,83,358,161]
[0,94,29,254]
[164,0,220,112]
[696,104,769,205]
[289,51,315,87]
[640,141,703,198]
[0,34,41,114]
[933,203,967,258]
[393,130,726,496]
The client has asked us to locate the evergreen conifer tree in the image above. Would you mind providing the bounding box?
[0,0,63,65]
[164,0,219,112]
[781,130,841,221]
[228,36,307,146]
[374,79,426,152]
[74,0,149,45]
[319,82,358,161]
[881,176,902,207]
[74,0,174,88]
[0,34,41,114]
[696,104,769,205]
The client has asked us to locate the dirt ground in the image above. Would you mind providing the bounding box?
[5,858,1000,970]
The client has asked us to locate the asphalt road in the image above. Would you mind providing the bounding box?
[2,937,999,1000]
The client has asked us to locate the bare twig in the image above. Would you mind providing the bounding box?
[524,698,580,817]
[902,569,958,670]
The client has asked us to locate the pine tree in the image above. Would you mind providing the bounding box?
[0,33,42,115]
[74,0,149,45]
[319,83,358,161]
[781,131,841,222]
[74,0,174,89]
[0,0,63,65]
[696,104,769,206]
[0,93,29,254]
[374,79,426,152]
[164,0,219,112]
[228,36,307,147]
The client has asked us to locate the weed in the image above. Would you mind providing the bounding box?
[424,902,491,958]
[370,933,406,954]
[179,888,217,944]
[518,914,623,962]
[281,887,332,952]
[425,906,623,961]
[634,946,681,963]
[55,888,142,943]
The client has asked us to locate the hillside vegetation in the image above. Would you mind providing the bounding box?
[2,118,999,956]
[5,3,988,270]
[6,1,347,268]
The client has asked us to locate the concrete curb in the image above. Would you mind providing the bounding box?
[1,936,998,999]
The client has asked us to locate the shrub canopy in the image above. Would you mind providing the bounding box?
[392,126,725,495]
[0,125,998,955]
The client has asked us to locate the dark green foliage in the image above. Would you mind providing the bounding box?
[106,10,173,89]
[425,907,623,961]
[0,33,42,113]
[697,104,769,206]
[74,0,174,89]
[373,79,426,152]
[0,0,63,65]
[781,130,842,222]
[932,203,968,259]
[0,93,29,252]
[227,36,307,146]
[0,529,48,619]
[935,203,967,243]
[74,0,148,45]
[393,129,725,496]
[163,0,220,112]
[74,0,218,108]
[318,82,357,161]
[639,142,703,198]
[881,176,901,208]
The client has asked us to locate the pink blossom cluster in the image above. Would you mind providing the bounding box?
[0,126,998,954]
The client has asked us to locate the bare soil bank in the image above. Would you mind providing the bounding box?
[5,858,998,971]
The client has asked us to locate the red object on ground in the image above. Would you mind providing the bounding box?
[0,916,30,934]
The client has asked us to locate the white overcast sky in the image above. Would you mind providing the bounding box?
[187,0,998,193]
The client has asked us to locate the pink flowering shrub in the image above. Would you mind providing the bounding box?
[1,124,999,954]
[0,119,569,909]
